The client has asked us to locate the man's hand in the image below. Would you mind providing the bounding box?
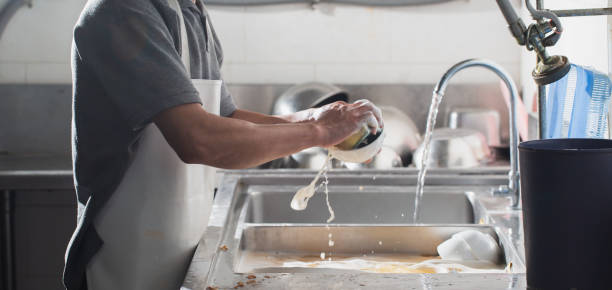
[311,100,384,148]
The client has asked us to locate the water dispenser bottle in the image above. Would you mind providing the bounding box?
[544,65,612,139]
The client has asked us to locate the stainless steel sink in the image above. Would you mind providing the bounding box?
[234,224,521,274]
[244,190,475,224]
[191,170,525,289]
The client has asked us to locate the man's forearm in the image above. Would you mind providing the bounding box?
[155,105,324,169]
[230,109,314,124]
[229,109,289,124]
[192,116,322,169]
[155,100,381,170]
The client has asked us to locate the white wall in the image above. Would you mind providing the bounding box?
[0,0,521,84]
[0,0,85,83]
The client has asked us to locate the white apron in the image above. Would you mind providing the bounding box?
[86,0,220,289]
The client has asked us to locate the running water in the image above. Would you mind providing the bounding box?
[413,92,445,223]
[322,169,335,223]
[291,153,336,259]
[323,156,335,261]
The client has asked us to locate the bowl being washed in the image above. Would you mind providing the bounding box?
[329,130,386,163]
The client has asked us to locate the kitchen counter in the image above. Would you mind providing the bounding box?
[181,169,527,290]
[0,154,73,190]
[1,154,74,290]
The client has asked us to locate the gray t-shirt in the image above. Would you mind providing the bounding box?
[64,0,236,289]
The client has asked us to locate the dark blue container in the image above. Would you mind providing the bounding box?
[519,138,612,289]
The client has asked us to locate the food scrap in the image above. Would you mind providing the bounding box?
[264,275,271,279]
[247,274,256,279]
[246,280,256,285]
[219,245,229,251]
[234,281,245,288]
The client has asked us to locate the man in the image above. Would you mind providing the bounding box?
[65,0,382,289]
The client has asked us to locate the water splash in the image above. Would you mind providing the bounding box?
[323,162,335,223]
[413,92,445,223]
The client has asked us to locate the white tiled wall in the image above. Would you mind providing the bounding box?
[0,0,521,85]
[0,0,85,84]
[213,0,522,84]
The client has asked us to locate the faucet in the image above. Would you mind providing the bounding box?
[434,59,521,209]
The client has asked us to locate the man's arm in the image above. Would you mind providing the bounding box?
[154,102,379,169]
[230,100,384,130]
[229,109,315,125]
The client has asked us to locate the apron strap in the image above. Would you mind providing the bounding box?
[167,0,191,75]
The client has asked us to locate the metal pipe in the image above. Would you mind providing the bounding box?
[538,85,547,139]
[495,0,527,45]
[0,0,27,41]
[206,0,454,6]
[434,59,521,209]
[496,0,522,25]
[536,0,546,140]
[2,190,14,290]
[551,8,612,17]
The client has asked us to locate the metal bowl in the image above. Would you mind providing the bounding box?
[272,82,349,116]
[448,108,502,147]
[412,128,491,169]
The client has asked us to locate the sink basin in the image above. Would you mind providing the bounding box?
[190,171,525,289]
[234,225,519,274]
[244,189,475,224]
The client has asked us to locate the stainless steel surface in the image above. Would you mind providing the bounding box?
[272,82,348,116]
[538,81,546,139]
[182,169,526,289]
[0,154,73,290]
[0,155,73,190]
[413,128,492,169]
[235,224,514,274]
[245,188,474,224]
[433,59,521,209]
[533,3,546,151]
[448,108,502,147]
[239,225,496,256]
[378,106,421,165]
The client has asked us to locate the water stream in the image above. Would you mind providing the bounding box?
[413,92,445,223]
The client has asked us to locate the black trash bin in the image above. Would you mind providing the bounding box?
[519,138,612,289]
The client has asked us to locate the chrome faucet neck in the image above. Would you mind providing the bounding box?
[434,59,521,209]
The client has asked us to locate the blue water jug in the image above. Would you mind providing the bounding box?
[545,64,612,139]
